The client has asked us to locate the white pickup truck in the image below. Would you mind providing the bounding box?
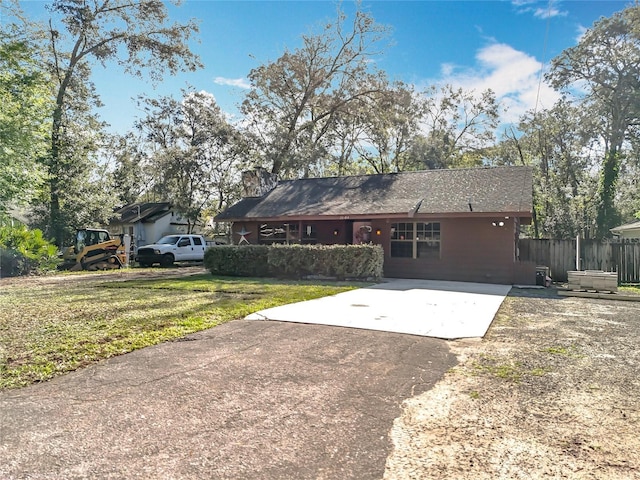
[135,234,210,267]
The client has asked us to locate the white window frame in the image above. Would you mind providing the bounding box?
[391,221,441,259]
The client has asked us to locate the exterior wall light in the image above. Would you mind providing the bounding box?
[375,228,382,236]
[333,229,339,236]
[492,221,505,227]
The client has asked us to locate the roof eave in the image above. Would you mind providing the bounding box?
[216,210,533,223]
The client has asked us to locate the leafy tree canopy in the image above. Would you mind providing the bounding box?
[547,4,640,236]
[0,12,51,215]
[42,0,202,245]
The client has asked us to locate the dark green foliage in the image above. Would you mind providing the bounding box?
[0,225,59,276]
[204,245,270,277]
[0,24,50,215]
[596,151,622,237]
[204,244,384,280]
[268,244,384,280]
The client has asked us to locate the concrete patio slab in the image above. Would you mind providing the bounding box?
[246,279,512,339]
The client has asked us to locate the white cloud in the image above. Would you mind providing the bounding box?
[511,0,537,6]
[431,42,561,124]
[513,0,567,19]
[440,63,455,77]
[533,6,566,19]
[213,76,251,89]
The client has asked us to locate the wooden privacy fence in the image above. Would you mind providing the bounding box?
[519,238,640,283]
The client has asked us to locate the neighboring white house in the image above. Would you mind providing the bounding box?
[108,203,191,252]
[610,220,640,239]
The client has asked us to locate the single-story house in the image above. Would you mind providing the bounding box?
[215,166,536,285]
[611,220,640,239]
[108,202,191,250]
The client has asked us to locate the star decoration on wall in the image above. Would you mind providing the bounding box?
[235,227,251,245]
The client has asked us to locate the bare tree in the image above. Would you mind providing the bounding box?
[241,5,390,178]
[419,85,499,169]
[352,81,424,173]
[136,90,246,232]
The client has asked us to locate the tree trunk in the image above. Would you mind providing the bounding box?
[48,33,79,247]
[49,104,64,247]
[596,147,620,238]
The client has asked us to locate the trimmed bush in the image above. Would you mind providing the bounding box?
[204,245,270,277]
[205,243,383,281]
[0,225,59,276]
[268,244,384,280]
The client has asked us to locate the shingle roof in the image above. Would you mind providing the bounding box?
[611,220,640,234]
[215,166,533,221]
[112,203,172,224]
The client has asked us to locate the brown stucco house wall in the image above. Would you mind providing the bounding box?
[215,166,536,285]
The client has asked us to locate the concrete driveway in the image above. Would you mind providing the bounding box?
[247,279,512,339]
[0,320,456,480]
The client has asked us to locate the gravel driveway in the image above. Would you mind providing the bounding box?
[384,288,640,479]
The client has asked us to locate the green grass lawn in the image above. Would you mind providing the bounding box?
[0,273,363,390]
[620,284,640,295]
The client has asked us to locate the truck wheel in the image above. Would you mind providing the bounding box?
[160,253,174,267]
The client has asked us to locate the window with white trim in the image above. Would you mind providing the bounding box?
[390,222,440,259]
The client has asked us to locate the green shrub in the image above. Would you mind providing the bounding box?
[268,244,383,280]
[205,243,383,280]
[0,225,59,277]
[204,245,270,277]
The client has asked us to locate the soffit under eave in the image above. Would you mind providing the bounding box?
[218,211,533,223]
[217,213,402,223]
[412,211,533,219]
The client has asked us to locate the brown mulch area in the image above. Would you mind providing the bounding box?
[385,288,640,479]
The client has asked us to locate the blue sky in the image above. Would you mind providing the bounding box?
[21,0,631,133]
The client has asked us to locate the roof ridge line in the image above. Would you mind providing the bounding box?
[279,165,529,183]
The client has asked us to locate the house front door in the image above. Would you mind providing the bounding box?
[352,221,372,244]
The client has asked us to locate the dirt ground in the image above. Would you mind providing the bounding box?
[384,288,640,480]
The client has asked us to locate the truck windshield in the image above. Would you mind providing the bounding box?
[156,236,180,245]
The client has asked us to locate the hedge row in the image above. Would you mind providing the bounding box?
[204,244,384,280]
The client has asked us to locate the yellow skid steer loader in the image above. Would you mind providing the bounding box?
[59,229,127,271]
